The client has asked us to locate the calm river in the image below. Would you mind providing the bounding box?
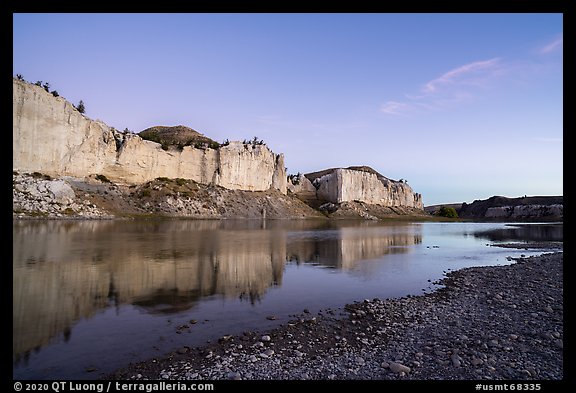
[13,219,561,379]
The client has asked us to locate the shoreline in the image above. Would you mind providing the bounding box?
[107,244,563,380]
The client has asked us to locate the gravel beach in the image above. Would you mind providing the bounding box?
[108,245,563,381]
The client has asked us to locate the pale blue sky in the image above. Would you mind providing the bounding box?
[13,13,563,205]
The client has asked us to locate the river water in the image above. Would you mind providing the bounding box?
[13,219,562,380]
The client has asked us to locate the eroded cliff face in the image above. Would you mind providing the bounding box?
[308,168,423,209]
[13,79,287,193]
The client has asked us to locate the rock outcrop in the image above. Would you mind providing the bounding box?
[458,196,563,221]
[484,205,563,219]
[302,167,423,209]
[12,78,286,193]
[287,173,316,197]
[13,172,111,218]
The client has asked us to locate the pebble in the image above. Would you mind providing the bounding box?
[471,357,483,366]
[554,340,563,349]
[389,362,411,374]
[260,349,274,358]
[450,354,461,367]
[261,335,271,342]
[227,372,241,380]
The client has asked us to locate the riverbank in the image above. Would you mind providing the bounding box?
[108,244,563,380]
[14,171,434,220]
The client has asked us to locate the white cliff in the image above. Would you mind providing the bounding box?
[306,167,423,209]
[13,78,287,193]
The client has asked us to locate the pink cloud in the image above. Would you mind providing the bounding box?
[380,101,411,115]
[539,35,563,54]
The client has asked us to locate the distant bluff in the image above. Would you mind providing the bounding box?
[459,196,563,221]
[12,78,287,193]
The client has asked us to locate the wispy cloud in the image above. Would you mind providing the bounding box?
[380,32,563,117]
[538,35,563,54]
[380,101,411,115]
[380,58,503,116]
[422,58,501,93]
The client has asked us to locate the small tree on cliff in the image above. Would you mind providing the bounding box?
[76,100,86,114]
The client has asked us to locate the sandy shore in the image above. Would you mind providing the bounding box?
[108,245,563,380]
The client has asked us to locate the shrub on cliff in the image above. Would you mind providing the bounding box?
[436,206,458,218]
[288,173,302,185]
[76,100,86,114]
[243,137,264,147]
[95,174,111,183]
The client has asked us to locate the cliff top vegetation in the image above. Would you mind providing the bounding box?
[139,125,221,150]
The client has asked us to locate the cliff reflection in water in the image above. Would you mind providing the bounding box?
[288,226,422,270]
[13,220,421,362]
[473,223,563,242]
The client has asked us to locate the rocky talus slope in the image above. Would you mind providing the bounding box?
[13,172,321,219]
[13,172,432,220]
[13,172,111,218]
